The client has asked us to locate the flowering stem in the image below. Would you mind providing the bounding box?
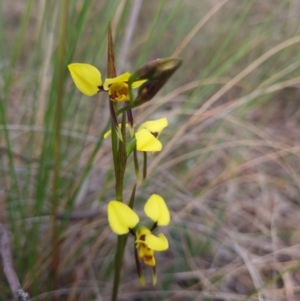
[111,112,129,301]
[110,103,118,178]
[113,183,137,297]
[112,185,136,301]
[111,109,128,301]
[128,77,134,104]
[143,152,147,182]
[107,21,118,185]
[111,108,128,301]
[112,235,126,301]
[107,21,127,301]
[133,149,140,179]
[126,138,136,157]
[115,112,127,200]
[126,106,134,137]
[128,183,137,209]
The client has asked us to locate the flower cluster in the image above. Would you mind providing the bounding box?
[107,194,170,285]
[68,37,181,289]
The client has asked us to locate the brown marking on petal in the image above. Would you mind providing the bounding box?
[139,234,146,241]
[121,86,128,95]
[110,84,129,101]
[151,132,159,138]
[142,255,154,264]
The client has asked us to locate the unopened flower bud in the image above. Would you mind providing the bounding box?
[129,58,182,104]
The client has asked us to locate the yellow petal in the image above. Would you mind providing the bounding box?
[104,130,112,139]
[144,194,170,225]
[103,72,131,90]
[136,227,168,251]
[104,124,129,139]
[135,129,162,152]
[137,243,156,266]
[68,63,102,96]
[136,226,151,238]
[137,118,168,134]
[143,233,169,251]
[107,201,139,235]
[132,79,147,88]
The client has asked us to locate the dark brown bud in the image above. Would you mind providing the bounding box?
[129,58,182,104]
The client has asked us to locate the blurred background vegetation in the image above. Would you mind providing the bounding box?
[1,0,300,300]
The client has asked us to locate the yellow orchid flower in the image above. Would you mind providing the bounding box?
[135,227,168,285]
[68,63,146,101]
[135,117,168,152]
[107,194,170,285]
[103,117,168,152]
[104,72,146,101]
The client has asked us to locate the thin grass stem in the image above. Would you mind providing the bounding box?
[51,0,69,293]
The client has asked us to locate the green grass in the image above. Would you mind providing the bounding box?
[1,0,300,300]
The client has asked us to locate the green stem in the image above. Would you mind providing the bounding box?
[143,152,147,182]
[110,102,118,178]
[128,183,137,209]
[115,111,127,201]
[111,111,128,301]
[133,148,140,180]
[128,77,134,104]
[107,21,127,301]
[126,138,137,157]
[111,235,126,301]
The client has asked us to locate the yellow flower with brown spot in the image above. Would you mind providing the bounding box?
[135,117,168,152]
[107,194,170,285]
[68,63,145,101]
[103,117,168,152]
